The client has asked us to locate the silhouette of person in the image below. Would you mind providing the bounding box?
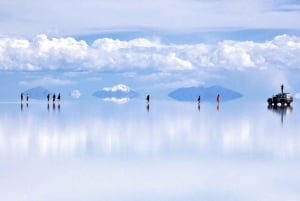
[197,96,201,104]
[146,95,150,105]
[26,94,29,103]
[216,94,220,112]
[47,94,50,102]
[53,93,56,103]
[281,84,284,94]
[57,93,61,102]
[21,93,23,103]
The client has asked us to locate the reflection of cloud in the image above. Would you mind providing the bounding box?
[103,97,130,104]
[38,132,87,156]
[0,102,300,158]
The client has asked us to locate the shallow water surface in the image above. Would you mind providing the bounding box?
[0,100,299,201]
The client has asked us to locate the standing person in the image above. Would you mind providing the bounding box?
[47,94,50,102]
[197,96,201,104]
[53,93,56,103]
[146,95,150,105]
[216,94,220,103]
[216,94,220,112]
[57,93,61,103]
[26,94,29,103]
[281,84,284,94]
[21,93,23,103]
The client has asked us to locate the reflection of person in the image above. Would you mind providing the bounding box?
[281,84,284,94]
[146,95,150,105]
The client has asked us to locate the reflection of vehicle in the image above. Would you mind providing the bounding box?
[267,93,293,106]
[267,105,293,125]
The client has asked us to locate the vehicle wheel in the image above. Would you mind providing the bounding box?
[267,98,272,105]
[280,100,285,106]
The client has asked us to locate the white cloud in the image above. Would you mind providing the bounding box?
[103,97,130,104]
[70,90,81,99]
[103,84,131,92]
[19,76,74,86]
[1,34,300,73]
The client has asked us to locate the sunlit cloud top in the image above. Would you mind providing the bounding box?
[0,34,299,72]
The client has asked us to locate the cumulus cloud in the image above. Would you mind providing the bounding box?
[103,84,131,92]
[70,90,81,99]
[0,34,300,72]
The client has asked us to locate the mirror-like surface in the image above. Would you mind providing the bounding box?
[0,100,299,201]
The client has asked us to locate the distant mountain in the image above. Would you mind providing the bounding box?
[93,84,139,100]
[23,87,52,100]
[168,85,242,102]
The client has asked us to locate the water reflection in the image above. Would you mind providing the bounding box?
[267,105,293,125]
[0,101,299,158]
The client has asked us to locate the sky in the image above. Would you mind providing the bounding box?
[0,0,300,36]
[0,0,300,100]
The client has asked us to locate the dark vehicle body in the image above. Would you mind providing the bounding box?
[267,93,293,106]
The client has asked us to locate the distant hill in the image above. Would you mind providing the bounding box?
[168,85,242,102]
[23,87,52,100]
[93,84,139,100]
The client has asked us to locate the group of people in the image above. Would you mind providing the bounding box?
[47,93,61,103]
[20,93,61,103]
[20,93,29,103]
[197,94,221,104]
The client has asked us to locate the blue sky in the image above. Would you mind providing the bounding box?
[0,0,300,101]
[0,0,299,36]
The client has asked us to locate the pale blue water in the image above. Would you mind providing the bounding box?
[0,99,299,201]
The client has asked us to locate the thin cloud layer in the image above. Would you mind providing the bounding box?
[0,0,299,36]
[0,34,299,72]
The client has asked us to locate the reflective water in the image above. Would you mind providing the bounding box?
[0,100,300,201]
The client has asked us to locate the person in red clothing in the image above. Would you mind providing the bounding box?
[216,94,220,103]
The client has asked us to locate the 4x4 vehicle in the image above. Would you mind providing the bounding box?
[267,93,293,106]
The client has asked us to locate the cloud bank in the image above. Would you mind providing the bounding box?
[0,34,299,72]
